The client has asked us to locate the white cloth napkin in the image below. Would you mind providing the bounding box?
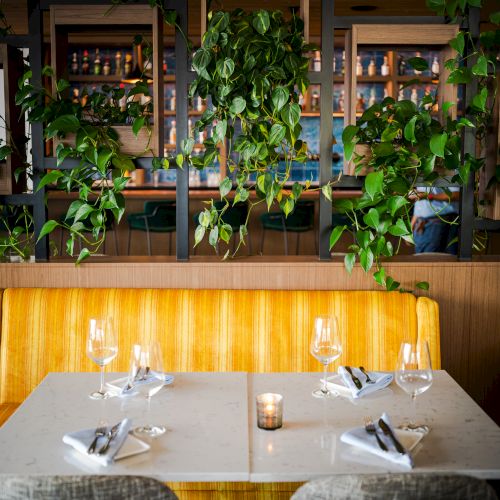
[106,373,174,397]
[337,366,393,398]
[340,413,414,469]
[63,418,132,466]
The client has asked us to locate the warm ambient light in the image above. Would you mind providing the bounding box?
[122,43,153,84]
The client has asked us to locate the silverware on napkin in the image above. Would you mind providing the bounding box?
[98,422,121,455]
[364,416,388,451]
[378,417,406,454]
[87,423,107,454]
[345,366,363,390]
[359,366,375,384]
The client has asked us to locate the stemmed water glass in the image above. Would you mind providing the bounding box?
[395,340,433,434]
[129,342,166,438]
[86,318,118,400]
[310,315,342,398]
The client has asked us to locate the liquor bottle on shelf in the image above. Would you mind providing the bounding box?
[124,53,133,76]
[169,120,177,144]
[381,56,390,76]
[195,96,203,111]
[414,51,422,75]
[311,89,320,111]
[82,50,90,75]
[170,89,176,111]
[431,56,440,77]
[341,50,345,75]
[398,85,405,101]
[115,51,122,76]
[72,87,80,105]
[356,56,363,77]
[383,87,389,100]
[410,88,418,106]
[367,58,376,77]
[397,55,406,76]
[299,93,304,108]
[163,58,167,75]
[144,57,152,74]
[338,90,344,112]
[313,51,321,72]
[368,87,376,107]
[356,92,365,113]
[70,52,79,75]
[333,54,336,74]
[103,57,111,76]
[93,48,101,75]
[188,119,193,138]
[119,83,127,111]
[423,86,433,110]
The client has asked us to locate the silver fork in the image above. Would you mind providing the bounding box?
[97,422,121,455]
[87,422,107,454]
[364,417,388,451]
[359,366,375,384]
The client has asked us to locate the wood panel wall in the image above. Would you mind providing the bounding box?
[0,258,499,424]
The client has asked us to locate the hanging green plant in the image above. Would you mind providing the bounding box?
[186,9,331,256]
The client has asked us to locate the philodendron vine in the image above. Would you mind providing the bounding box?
[185,9,333,256]
[16,64,155,263]
[329,0,498,291]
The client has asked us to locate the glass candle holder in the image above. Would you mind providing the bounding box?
[256,393,283,430]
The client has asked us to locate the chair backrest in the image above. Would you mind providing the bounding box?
[0,475,177,500]
[287,200,314,228]
[291,473,498,500]
[0,288,440,404]
[144,201,176,226]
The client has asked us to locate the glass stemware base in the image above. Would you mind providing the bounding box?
[133,424,166,438]
[311,388,339,399]
[89,390,112,400]
[398,422,430,435]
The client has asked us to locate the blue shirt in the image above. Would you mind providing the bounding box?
[413,187,459,219]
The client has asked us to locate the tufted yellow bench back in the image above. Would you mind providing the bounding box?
[0,288,440,404]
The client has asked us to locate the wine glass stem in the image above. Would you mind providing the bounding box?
[99,365,105,395]
[146,395,152,428]
[410,393,417,426]
[322,363,328,394]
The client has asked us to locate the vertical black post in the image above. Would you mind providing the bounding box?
[458,7,480,260]
[174,0,189,261]
[318,0,334,260]
[28,0,48,261]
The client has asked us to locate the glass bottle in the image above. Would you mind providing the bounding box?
[398,85,405,101]
[414,51,422,75]
[119,83,127,112]
[410,88,418,106]
[313,50,321,72]
[81,50,90,75]
[356,56,363,77]
[431,56,440,77]
[163,58,167,75]
[103,57,111,76]
[356,92,365,112]
[93,48,101,75]
[124,53,133,76]
[72,87,80,105]
[170,88,176,111]
[311,89,320,111]
[115,51,122,76]
[169,120,177,144]
[367,58,376,77]
[398,55,406,76]
[70,52,79,75]
[368,87,376,107]
[381,55,390,76]
[338,90,344,112]
[341,50,345,75]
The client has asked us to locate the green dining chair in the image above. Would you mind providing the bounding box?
[260,200,316,255]
[127,201,176,256]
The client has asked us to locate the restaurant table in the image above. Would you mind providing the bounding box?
[0,371,499,482]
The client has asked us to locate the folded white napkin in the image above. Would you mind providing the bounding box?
[63,418,132,466]
[340,413,414,469]
[337,366,393,398]
[106,373,174,397]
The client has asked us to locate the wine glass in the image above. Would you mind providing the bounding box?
[86,318,118,400]
[395,340,433,434]
[310,315,342,398]
[129,342,166,438]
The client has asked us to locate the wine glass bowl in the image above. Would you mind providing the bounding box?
[129,342,166,438]
[310,315,342,398]
[86,318,118,400]
[395,340,433,433]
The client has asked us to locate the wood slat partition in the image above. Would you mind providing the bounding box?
[0,258,499,424]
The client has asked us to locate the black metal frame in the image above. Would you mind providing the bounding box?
[0,0,498,262]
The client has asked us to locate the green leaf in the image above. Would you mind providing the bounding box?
[74,203,94,223]
[97,149,113,173]
[37,220,59,242]
[216,57,235,79]
[388,195,409,216]
[281,197,295,217]
[113,176,129,192]
[430,132,447,158]
[329,225,347,250]
[219,176,232,198]
[472,87,488,112]
[385,276,400,292]
[403,116,418,143]
[322,183,332,201]
[252,10,270,34]
[490,11,500,24]
[229,96,246,115]
[45,115,80,138]
[360,248,374,273]
[408,57,429,71]
[208,226,219,247]
[176,153,184,168]
[416,281,430,290]
[363,208,379,229]
[76,247,91,265]
[449,31,465,55]
[132,116,145,137]
[281,103,301,129]
[388,219,410,236]
[374,267,386,287]
[472,55,488,76]
[269,123,286,145]
[181,138,195,156]
[272,87,288,112]
[220,224,233,243]
[36,170,64,191]
[344,142,355,163]
[342,125,359,144]
[442,101,455,117]
[344,253,356,274]
[56,79,70,93]
[215,120,227,142]
[364,171,384,200]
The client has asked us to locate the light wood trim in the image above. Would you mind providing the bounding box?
[51,5,153,26]
[200,0,207,44]
[344,30,353,129]
[348,26,357,129]
[439,44,458,120]
[153,6,164,157]
[354,24,459,45]
[300,0,309,43]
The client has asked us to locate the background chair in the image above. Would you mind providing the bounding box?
[260,200,315,255]
[127,201,176,256]
[0,475,177,500]
[291,473,498,500]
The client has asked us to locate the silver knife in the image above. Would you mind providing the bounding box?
[345,366,363,390]
[378,418,406,454]
[97,423,120,455]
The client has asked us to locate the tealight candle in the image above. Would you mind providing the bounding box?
[256,393,283,430]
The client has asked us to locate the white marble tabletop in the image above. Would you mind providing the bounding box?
[250,371,500,481]
[0,372,249,482]
[0,370,499,482]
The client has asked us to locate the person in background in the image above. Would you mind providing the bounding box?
[411,186,460,254]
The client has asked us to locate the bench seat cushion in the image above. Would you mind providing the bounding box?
[0,289,440,405]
